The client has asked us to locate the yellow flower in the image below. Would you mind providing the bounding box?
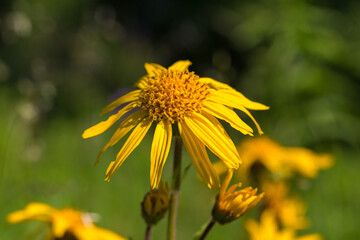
[7,202,126,240]
[82,60,268,189]
[262,181,309,230]
[212,169,264,224]
[246,210,323,240]
[141,182,170,225]
[215,137,334,181]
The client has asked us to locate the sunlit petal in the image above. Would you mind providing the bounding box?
[203,100,253,135]
[82,102,138,139]
[168,60,192,71]
[105,117,153,181]
[95,110,146,165]
[100,90,141,115]
[150,120,172,189]
[184,112,241,169]
[144,63,166,76]
[179,122,220,188]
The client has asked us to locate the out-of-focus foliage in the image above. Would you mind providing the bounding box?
[1,0,359,239]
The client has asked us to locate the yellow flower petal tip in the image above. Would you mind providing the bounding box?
[82,60,267,188]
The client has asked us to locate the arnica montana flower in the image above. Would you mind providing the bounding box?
[214,137,334,181]
[7,202,126,240]
[82,60,268,189]
[141,182,170,225]
[212,169,264,224]
[262,181,309,230]
[246,210,323,240]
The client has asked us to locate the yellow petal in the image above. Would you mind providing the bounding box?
[7,202,55,223]
[178,122,220,189]
[52,214,70,237]
[95,110,146,165]
[105,117,153,181]
[184,113,241,169]
[218,89,269,110]
[168,60,192,71]
[100,90,141,115]
[199,77,233,90]
[220,169,234,197]
[200,79,269,110]
[150,120,172,189]
[208,91,264,134]
[144,63,166,76]
[201,112,242,164]
[82,102,137,139]
[203,100,253,136]
[134,76,150,89]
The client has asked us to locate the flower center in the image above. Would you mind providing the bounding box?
[139,70,209,123]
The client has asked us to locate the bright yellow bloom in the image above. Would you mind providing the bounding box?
[141,182,170,225]
[215,137,334,181]
[82,60,268,189]
[212,169,264,224]
[7,202,126,240]
[262,181,309,230]
[246,210,323,240]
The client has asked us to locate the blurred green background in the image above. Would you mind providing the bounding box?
[1,0,359,239]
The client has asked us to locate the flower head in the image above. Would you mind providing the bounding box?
[141,182,170,225]
[82,60,268,189]
[212,169,264,224]
[246,210,323,240]
[215,137,334,181]
[6,202,126,240]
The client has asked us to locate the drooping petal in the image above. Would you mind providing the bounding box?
[179,122,220,189]
[95,110,146,165]
[208,88,269,110]
[150,120,172,189]
[184,112,241,169]
[100,90,141,115]
[168,60,192,72]
[82,102,138,139]
[105,117,153,181]
[203,100,253,136]
[201,78,269,110]
[144,63,166,76]
[207,90,264,134]
[201,112,242,164]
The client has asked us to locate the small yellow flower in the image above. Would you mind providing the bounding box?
[262,181,309,230]
[141,182,170,225]
[246,210,323,240]
[212,169,264,224]
[82,60,268,189]
[6,202,126,240]
[215,137,334,181]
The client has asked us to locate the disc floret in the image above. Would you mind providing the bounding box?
[139,70,209,123]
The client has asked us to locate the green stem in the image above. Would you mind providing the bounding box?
[167,136,183,240]
[145,225,152,240]
[198,219,216,240]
